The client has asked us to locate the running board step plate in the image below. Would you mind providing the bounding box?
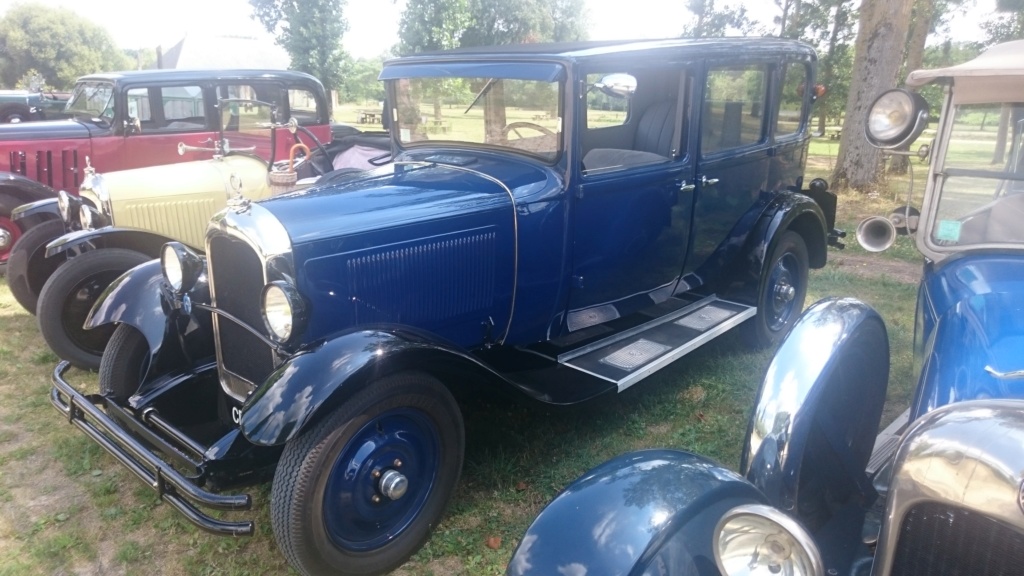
[560,298,755,392]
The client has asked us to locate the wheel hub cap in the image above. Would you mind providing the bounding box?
[774,281,795,303]
[0,228,11,250]
[379,469,409,501]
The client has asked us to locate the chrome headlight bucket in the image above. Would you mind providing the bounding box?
[161,242,204,295]
[57,190,81,225]
[714,504,823,576]
[865,88,930,149]
[261,281,307,344]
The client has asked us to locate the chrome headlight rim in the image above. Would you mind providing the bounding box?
[261,280,307,344]
[865,88,929,149]
[161,242,203,295]
[714,503,823,576]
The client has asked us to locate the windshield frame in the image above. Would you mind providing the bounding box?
[917,88,1024,262]
[64,81,116,122]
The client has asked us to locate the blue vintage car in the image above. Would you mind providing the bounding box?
[509,40,1024,576]
[49,39,839,575]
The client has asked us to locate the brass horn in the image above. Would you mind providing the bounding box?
[856,216,897,252]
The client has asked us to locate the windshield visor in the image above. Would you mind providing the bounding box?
[389,72,563,162]
[930,103,1024,249]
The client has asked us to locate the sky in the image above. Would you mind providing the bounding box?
[0,0,997,60]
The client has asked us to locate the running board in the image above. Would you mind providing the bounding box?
[558,297,755,392]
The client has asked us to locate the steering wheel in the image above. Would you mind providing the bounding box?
[502,121,555,140]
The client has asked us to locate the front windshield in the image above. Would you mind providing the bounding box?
[930,102,1024,248]
[392,76,562,161]
[65,82,115,119]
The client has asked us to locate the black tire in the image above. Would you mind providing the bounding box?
[0,191,35,270]
[0,105,31,124]
[37,248,150,370]
[98,324,150,403]
[271,372,464,576]
[747,231,809,348]
[6,219,66,313]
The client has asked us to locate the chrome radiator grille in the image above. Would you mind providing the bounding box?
[208,234,275,393]
[891,502,1024,576]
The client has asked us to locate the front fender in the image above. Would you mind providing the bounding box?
[0,172,58,205]
[507,449,766,576]
[45,227,172,258]
[11,198,59,222]
[741,298,889,516]
[240,327,507,446]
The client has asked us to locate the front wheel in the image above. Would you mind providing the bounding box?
[37,248,150,370]
[98,324,151,403]
[747,230,809,348]
[271,372,465,576]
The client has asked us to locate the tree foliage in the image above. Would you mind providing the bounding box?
[398,0,472,54]
[249,0,348,92]
[460,0,588,46]
[682,0,756,37]
[0,3,130,90]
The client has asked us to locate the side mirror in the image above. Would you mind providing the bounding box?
[865,89,930,149]
[125,116,142,135]
[592,73,637,99]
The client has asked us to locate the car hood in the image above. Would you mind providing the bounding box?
[914,254,1024,418]
[0,117,99,141]
[259,153,559,245]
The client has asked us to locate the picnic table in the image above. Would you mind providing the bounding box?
[358,110,382,124]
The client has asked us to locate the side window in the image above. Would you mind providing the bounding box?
[125,88,153,124]
[160,86,205,130]
[582,69,684,175]
[585,73,629,130]
[288,88,321,126]
[776,62,808,138]
[701,65,767,155]
[218,84,279,132]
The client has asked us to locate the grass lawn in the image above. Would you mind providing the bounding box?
[0,153,922,575]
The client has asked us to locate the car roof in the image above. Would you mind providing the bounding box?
[76,69,321,86]
[387,37,815,65]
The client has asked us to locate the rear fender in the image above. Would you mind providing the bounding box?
[45,227,172,258]
[507,449,767,576]
[85,259,214,380]
[11,198,59,223]
[240,327,509,446]
[741,298,889,520]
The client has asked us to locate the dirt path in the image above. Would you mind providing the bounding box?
[828,252,921,284]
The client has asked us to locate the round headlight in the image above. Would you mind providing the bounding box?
[261,281,306,343]
[161,242,203,294]
[714,504,823,576]
[79,205,94,229]
[866,89,929,149]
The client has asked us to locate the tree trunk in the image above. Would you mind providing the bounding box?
[993,105,1010,164]
[831,0,914,191]
[889,0,933,174]
[817,2,848,135]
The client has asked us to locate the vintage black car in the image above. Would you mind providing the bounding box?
[509,40,1024,576]
[51,39,839,575]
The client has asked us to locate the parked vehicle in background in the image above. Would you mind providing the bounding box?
[510,39,1024,576]
[0,89,70,123]
[51,38,839,575]
[0,69,331,267]
[9,99,389,371]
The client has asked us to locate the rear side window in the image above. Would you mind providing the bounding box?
[701,65,767,155]
[776,62,808,138]
[288,88,321,126]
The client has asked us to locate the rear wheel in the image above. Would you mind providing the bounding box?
[6,219,66,313]
[0,192,31,268]
[37,248,150,370]
[747,231,809,348]
[98,324,150,403]
[271,372,464,576]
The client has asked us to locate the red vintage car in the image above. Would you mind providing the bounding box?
[0,69,332,266]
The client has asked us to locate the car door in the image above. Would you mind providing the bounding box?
[685,60,773,284]
[123,83,218,166]
[565,65,696,332]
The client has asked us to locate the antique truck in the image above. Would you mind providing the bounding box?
[0,69,330,267]
[51,39,839,575]
[0,88,69,123]
[510,39,1024,576]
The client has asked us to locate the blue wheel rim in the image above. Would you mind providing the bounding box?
[767,252,799,331]
[322,407,440,552]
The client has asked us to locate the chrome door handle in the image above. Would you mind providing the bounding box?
[702,176,719,186]
[679,182,696,193]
